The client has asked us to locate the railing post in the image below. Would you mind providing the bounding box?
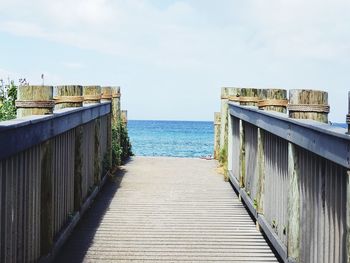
[40,139,54,255]
[121,110,128,126]
[287,142,300,262]
[111,86,121,125]
[289,89,329,123]
[256,128,265,214]
[239,88,259,106]
[53,85,83,110]
[83,86,102,184]
[16,85,54,118]
[83,85,101,105]
[214,112,221,160]
[74,126,83,210]
[258,89,288,113]
[101,86,113,172]
[239,119,245,188]
[219,87,240,156]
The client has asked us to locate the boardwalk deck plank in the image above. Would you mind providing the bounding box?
[55,157,279,262]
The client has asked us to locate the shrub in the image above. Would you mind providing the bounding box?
[111,120,133,167]
[0,81,17,121]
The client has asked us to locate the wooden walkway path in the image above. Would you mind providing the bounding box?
[55,157,279,262]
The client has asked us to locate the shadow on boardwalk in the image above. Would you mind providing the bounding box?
[54,160,131,262]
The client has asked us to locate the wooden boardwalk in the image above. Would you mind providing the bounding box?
[55,157,279,262]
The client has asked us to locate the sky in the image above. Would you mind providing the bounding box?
[0,0,349,122]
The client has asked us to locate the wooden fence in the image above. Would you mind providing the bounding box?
[0,85,121,262]
[217,88,350,263]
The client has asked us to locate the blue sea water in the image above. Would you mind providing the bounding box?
[127,120,214,158]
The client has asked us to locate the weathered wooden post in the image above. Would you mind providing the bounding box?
[239,88,260,106]
[16,85,54,118]
[220,87,240,151]
[83,85,101,105]
[40,140,54,255]
[83,86,102,184]
[74,126,83,211]
[258,89,288,113]
[286,89,328,261]
[121,110,128,126]
[101,86,113,103]
[255,89,287,219]
[287,142,300,262]
[101,86,113,172]
[111,86,121,125]
[237,88,261,188]
[214,112,221,160]
[53,85,83,110]
[288,89,329,123]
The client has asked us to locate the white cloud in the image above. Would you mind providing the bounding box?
[0,0,349,121]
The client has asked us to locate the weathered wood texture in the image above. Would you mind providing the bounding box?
[101,86,112,103]
[121,110,128,125]
[54,85,83,110]
[16,85,54,118]
[289,89,329,123]
[111,86,121,125]
[287,143,300,261]
[83,86,101,105]
[0,104,112,262]
[220,87,240,152]
[240,88,261,107]
[228,100,348,262]
[259,89,288,113]
[55,157,278,262]
[213,112,221,159]
[0,145,42,262]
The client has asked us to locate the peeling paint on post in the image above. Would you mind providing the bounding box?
[40,139,53,255]
[287,142,300,261]
[214,112,221,160]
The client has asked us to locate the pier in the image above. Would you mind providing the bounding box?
[0,85,349,262]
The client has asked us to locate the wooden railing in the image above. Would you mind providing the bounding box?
[0,85,122,262]
[218,88,350,263]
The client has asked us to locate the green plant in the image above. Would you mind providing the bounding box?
[253,198,257,209]
[111,120,133,167]
[102,152,111,175]
[0,81,17,121]
[219,144,227,165]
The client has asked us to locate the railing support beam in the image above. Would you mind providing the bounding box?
[287,142,300,262]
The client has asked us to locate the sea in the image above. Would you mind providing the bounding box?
[127,121,346,158]
[127,120,214,158]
